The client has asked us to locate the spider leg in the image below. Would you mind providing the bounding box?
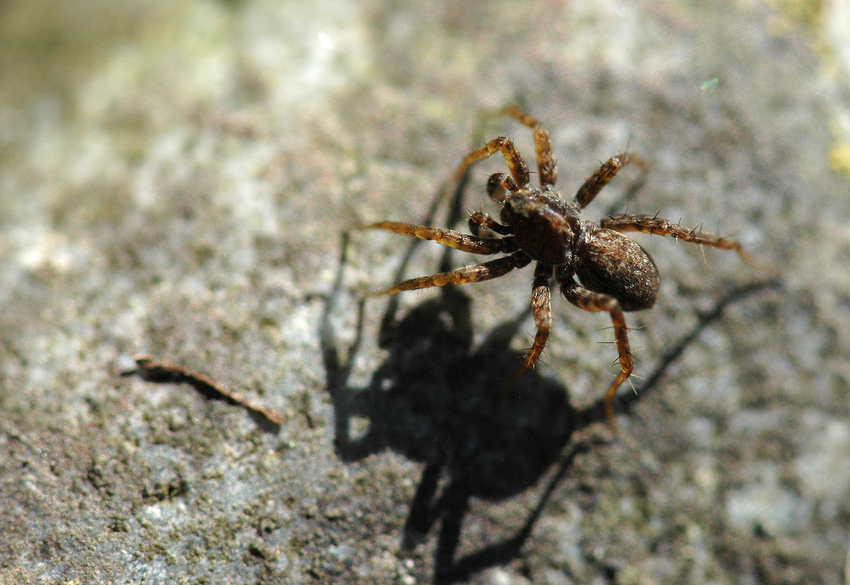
[503,106,557,188]
[468,211,513,236]
[514,263,554,376]
[368,252,532,296]
[599,213,756,265]
[449,136,530,189]
[575,153,648,209]
[560,276,632,431]
[361,221,514,255]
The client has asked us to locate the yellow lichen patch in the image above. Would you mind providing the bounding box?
[828,142,850,178]
[767,0,824,29]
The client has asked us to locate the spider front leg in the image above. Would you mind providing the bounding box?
[368,252,532,297]
[599,213,755,265]
[361,221,513,255]
[502,106,557,188]
[560,276,633,431]
[575,154,649,209]
[448,135,531,189]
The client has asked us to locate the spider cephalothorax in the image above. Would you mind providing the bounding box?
[363,107,750,428]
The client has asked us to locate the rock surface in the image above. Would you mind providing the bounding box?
[1,0,849,583]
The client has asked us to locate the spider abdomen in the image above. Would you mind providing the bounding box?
[574,227,659,311]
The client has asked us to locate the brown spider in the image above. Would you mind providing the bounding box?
[362,107,752,429]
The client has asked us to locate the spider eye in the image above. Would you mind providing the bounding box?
[486,175,508,202]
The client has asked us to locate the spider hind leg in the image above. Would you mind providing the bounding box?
[560,276,633,430]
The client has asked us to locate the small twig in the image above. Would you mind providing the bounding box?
[122,355,286,426]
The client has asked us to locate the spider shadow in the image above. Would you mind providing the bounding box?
[320,164,590,582]
[320,235,582,583]
[318,171,781,584]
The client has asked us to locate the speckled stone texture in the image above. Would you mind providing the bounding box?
[1,0,849,583]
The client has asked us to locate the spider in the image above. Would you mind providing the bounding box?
[362,107,752,429]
